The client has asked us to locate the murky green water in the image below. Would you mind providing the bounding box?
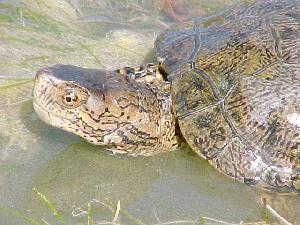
[0,0,300,224]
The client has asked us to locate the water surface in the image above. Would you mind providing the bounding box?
[0,0,299,224]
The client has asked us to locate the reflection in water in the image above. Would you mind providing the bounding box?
[0,0,299,224]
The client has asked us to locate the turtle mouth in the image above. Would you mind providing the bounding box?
[33,100,71,128]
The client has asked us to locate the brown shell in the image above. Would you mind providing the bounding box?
[155,0,300,190]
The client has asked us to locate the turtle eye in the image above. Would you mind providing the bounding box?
[62,90,79,107]
[56,83,89,108]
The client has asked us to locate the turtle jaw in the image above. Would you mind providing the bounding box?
[33,100,70,129]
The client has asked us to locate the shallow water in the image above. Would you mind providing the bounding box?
[0,0,300,224]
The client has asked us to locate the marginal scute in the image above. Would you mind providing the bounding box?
[178,105,232,159]
[211,137,265,184]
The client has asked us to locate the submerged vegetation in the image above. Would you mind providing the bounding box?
[1,188,291,225]
[0,0,299,225]
[0,0,246,76]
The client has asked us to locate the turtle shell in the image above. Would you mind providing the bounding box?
[155,0,300,190]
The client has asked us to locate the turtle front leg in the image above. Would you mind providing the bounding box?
[114,63,166,84]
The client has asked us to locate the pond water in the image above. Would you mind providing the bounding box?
[0,0,300,224]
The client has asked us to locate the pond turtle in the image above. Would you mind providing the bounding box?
[33,0,300,191]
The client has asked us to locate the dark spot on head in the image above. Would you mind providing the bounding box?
[127,116,130,119]
[120,112,124,116]
[105,107,109,112]
[91,110,95,114]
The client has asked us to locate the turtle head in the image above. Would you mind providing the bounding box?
[33,64,178,155]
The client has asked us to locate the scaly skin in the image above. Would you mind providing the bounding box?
[33,65,178,156]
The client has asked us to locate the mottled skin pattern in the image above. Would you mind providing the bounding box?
[33,65,178,155]
[33,0,300,191]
